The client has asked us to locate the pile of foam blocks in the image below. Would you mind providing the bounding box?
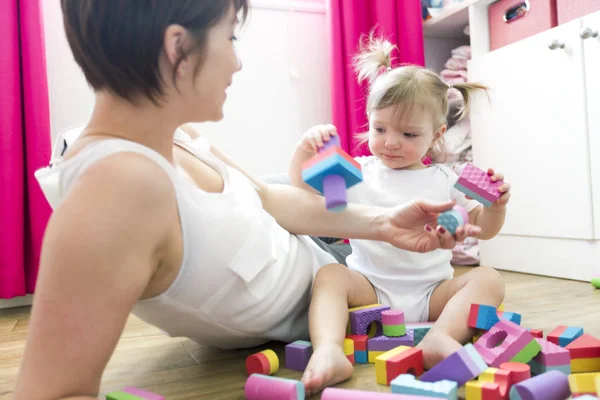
[244,303,600,400]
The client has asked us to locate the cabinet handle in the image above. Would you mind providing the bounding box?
[548,40,565,50]
[580,27,599,40]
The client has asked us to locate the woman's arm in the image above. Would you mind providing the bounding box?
[15,154,175,400]
[208,144,479,252]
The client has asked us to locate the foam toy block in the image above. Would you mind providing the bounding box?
[344,338,355,364]
[474,320,541,367]
[497,303,504,312]
[322,388,435,399]
[528,338,571,375]
[391,374,457,399]
[382,310,406,337]
[528,329,543,339]
[454,164,503,207]
[509,370,571,400]
[420,343,488,386]
[347,304,390,337]
[568,372,600,397]
[346,334,368,363]
[499,362,531,384]
[375,346,424,385]
[406,322,434,346]
[246,349,279,376]
[548,325,584,347]
[368,331,415,362]
[566,334,600,373]
[473,330,484,344]
[245,374,304,400]
[464,381,502,400]
[106,387,164,400]
[592,274,600,289]
[301,136,363,212]
[468,304,500,331]
[478,367,511,398]
[437,205,468,235]
[574,396,600,400]
[369,334,416,363]
[285,341,312,372]
[496,311,521,325]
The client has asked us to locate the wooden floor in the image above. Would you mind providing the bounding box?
[1,266,599,399]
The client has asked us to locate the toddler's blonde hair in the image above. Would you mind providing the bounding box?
[353,34,488,161]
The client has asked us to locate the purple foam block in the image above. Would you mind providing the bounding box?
[285,340,313,372]
[368,332,414,351]
[509,370,571,400]
[420,343,488,386]
[321,135,341,151]
[323,174,347,212]
[349,305,390,336]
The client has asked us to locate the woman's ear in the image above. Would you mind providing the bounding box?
[163,24,188,76]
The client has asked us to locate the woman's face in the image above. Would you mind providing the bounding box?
[166,4,242,122]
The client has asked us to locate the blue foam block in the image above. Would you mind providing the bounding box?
[454,183,493,207]
[302,153,362,194]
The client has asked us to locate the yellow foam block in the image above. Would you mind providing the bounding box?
[497,303,505,312]
[375,346,412,385]
[569,373,600,394]
[472,330,484,344]
[261,349,279,375]
[343,338,354,356]
[465,381,484,400]
[369,350,385,363]
[572,357,600,373]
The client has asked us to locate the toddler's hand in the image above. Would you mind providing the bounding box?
[464,168,511,211]
[299,124,338,154]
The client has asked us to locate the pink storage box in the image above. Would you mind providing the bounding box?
[557,0,600,24]
[489,0,558,51]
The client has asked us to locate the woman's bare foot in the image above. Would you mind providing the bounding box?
[417,329,463,370]
[301,343,353,396]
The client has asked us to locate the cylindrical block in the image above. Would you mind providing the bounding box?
[245,374,304,400]
[509,370,570,400]
[437,205,468,235]
[500,362,531,384]
[382,310,406,337]
[323,174,347,212]
[322,388,428,399]
[246,349,279,376]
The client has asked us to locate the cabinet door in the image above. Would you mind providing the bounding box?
[469,18,594,239]
[582,10,600,239]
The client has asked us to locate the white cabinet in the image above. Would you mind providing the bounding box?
[469,17,594,240]
[582,11,600,239]
[467,10,600,281]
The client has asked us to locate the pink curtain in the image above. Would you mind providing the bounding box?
[327,0,425,156]
[0,0,52,298]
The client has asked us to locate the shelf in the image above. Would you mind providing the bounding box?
[423,0,497,39]
[423,0,477,38]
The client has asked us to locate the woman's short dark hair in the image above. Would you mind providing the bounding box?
[61,0,249,103]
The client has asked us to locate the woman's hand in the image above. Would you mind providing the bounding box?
[378,199,481,253]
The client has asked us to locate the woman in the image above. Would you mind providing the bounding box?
[15,1,480,399]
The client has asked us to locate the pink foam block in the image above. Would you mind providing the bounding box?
[322,388,433,400]
[122,387,164,400]
[382,310,405,325]
[474,320,534,367]
[245,374,304,400]
[456,164,502,203]
[533,338,571,367]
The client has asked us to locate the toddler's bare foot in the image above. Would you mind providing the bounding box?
[417,329,463,370]
[301,343,353,396]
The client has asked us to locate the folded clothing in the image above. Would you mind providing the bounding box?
[444,56,468,70]
[451,45,471,59]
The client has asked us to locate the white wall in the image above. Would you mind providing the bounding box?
[42,0,331,177]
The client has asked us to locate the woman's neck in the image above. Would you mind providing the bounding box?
[83,91,184,162]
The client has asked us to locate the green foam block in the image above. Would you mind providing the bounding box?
[383,324,406,337]
[512,339,542,364]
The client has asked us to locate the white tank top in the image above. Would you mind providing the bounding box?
[35,129,334,349]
